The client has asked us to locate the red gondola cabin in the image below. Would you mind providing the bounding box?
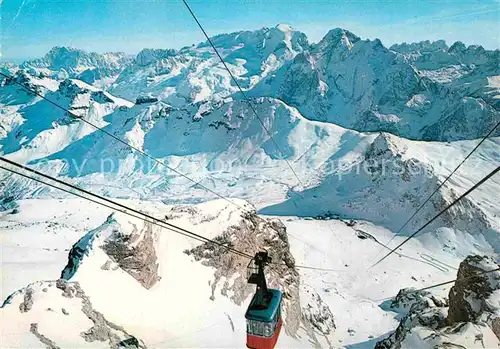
[245,252,283,349]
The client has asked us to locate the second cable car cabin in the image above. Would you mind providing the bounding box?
[245,252,282,349]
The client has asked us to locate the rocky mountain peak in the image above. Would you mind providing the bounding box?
[20,46,131,82]
[376,255,500,348]
[61,214,160,290]
[135,48,177,67]
[447,255,500,324]
[315,28,360,53]
[365,132,407,159]
[390,40,448,53]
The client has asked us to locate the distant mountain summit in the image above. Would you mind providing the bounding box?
[20,46,132,84]
[2,25,498,143]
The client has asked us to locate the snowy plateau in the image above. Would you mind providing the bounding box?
[0,24,499,349]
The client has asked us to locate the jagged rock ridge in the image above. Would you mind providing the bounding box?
[376,255,500,348]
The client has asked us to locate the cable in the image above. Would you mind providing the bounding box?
[0,71,249,212]
[372,266,500,303]
[0,165,207,244]
[294,264,352,272]
[0,156,253,259]
[375,120,500,258]
[1,158,350,272]
[180,0,305,189]
[415,267,500,293]
[372,165,500,267]
[0,158,378,272]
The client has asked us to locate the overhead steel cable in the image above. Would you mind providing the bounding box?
[0,156,253,259]
[0,157,377,272]
[373,266,500,303]
[4,155,494,275]
[0,71,249,212]
[414,267,500,293]
[180,0,306,189]
[372,165,500,267]
[0,165,208,244]
[375,120,500,259]
[0,159,358,272]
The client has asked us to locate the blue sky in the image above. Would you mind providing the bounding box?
[1,0,499,61]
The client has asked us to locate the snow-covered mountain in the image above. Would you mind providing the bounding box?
[109,24,309,106]
[20,47,132,86]
[1,71,499,249]
[111,26,500,141]
[0,71,132,164]
[250,29,500,141]
[1,24,499,349]
[6,25,498,141]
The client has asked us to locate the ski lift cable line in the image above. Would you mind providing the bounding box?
[0,159,361,272]
[372,165,500,267]
[0,71,249,213]
[415,267,500,293]
[0,156,254,259]
[180,0,306,189]
[0,156,382,273]
[0,165,208,245]
[374,120,500,260]
[373,266,500,303]
[1,156,467,275]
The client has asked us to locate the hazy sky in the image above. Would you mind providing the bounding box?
[1,0,499,61]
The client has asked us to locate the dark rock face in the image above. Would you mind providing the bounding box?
[61,215,160,290]
[102,223,160,289]
[375,289,448,349]
[376,255,500,348]
[184,212,336,341]
[30,323,60,349]
[19,287,34,313]
[135,96,159,105]
[447,255,500,324]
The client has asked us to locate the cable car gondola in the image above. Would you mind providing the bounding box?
[245,251,282,349]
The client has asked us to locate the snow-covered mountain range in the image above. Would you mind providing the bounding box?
[1,24,499,348]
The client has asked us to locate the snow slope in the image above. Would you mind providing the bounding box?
[2,93,497,251]
[2,198,493,348]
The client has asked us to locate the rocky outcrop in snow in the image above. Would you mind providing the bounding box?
[300,284,336,346]
[61,214,160,290]
[185,212,301,330]
[447,255,500,327]
[376,255,500,349]
[101,221,160,289]
[185,211,336,342]
[261,132,495,248]
[1,279,145,348]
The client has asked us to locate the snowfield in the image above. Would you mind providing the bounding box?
[1,198,492,348]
